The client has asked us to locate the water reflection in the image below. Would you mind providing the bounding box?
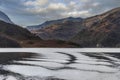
[0,51,120,80]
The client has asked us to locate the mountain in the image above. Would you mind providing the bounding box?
[26,7,120,47]
[0,11,13,24]
[0,20,42,47]
[28,17,83,40]
[27,17,83,31]
[0,20,79,48]
[0,20,39,40]
[2,7,120,47]
[71,7,120,47]
[0,11,43,47]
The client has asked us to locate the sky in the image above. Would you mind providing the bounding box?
[0,0,120,27]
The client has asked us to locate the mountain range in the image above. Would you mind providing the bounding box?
[0,11,78,47]
[27,17,83,31]
[28,7,120,47]
[27,17,83,40]
[0,7,120,47]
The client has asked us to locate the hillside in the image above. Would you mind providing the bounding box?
[1,7,120,47]
[26,7,120,47]
[0,20,41,47]
[0,20,79,48]
[28,17,83,40]
[27,17,83,30]
[0,20,40,40]
[0,35,20,47]
[71,7,120,47]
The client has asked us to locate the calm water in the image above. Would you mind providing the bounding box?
[0,48,120,80]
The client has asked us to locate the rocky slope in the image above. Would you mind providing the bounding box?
[0,20,41,47]
[0,20,79,48]
[27,17,83,30]
[0,20,40,40]
[26,7,120,47]
[2,7,120,47]
[71,7,120,47]
[28,17,83,40]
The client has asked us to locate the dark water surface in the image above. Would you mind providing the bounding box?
[0,49,120,80]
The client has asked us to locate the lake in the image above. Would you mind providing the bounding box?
[0,48,120,80]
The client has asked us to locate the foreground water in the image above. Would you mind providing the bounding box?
[0,48,120,80]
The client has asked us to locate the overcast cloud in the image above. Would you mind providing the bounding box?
[0,0,120,27]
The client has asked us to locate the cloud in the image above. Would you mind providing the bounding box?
[25,2,68,15]
[0,0,120,26]
[24,0,48,6]
[63,11,90,17]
